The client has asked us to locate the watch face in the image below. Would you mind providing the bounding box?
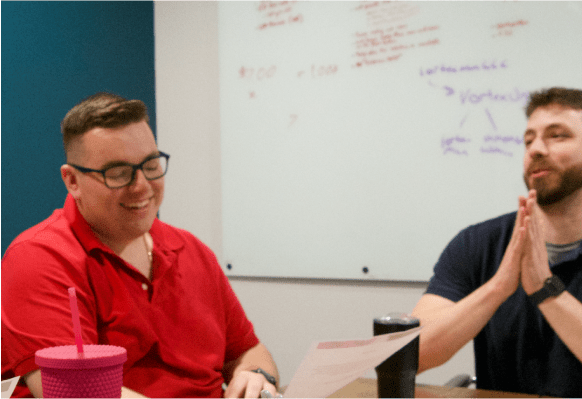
[529,276,566,306]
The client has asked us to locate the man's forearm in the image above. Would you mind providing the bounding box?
[414,204,527,373]
[412,279,510,373]
[538,291,582,364]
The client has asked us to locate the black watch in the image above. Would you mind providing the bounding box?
[252,368,277,386]
[528,275,566,306]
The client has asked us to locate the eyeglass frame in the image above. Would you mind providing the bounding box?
[67,151,170,189]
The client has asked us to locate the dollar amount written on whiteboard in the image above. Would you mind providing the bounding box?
[310,64,338,77]
[238,64,338,81]
[239,66,277,80]
[297,64,339,78]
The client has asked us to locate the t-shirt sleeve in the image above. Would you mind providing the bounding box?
[425,227,482,303]
[1,240,98,379]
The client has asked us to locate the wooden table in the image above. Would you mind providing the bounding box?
[326,378,546,398]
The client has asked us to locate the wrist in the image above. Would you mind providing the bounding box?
[528,275,566,307]
[488,273,518,302]
[251,368,277,387]
[522,270,553,295]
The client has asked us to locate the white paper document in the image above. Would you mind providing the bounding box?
[1,376,20,399]
[283,327,421,398]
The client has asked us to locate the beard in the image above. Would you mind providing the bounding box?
[524,161,582,206]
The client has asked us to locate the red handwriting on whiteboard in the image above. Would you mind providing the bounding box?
[492,19,528,38]
[239,66,277,80]
[355,2,420,27]
[256,1,303,30]
[354,2,380,11]
[353,25,440,50]
[257,14,303,30]
[352,24,440,68]
[351,0,421,68]
[296,65,338,78]
[312,64,338,77]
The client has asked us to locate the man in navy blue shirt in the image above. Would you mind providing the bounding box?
[412,87,582,397]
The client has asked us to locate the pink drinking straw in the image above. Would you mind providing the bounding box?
[68,287,84,355]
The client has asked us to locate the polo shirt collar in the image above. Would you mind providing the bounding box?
[64,194,111,255]
[149,218,185,253]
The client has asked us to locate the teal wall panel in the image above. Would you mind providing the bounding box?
[2,1,156,255]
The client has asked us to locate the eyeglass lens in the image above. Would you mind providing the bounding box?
[104,156,168,188]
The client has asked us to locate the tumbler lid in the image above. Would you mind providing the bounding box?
[35,344,127,369]
[374,312,419,326]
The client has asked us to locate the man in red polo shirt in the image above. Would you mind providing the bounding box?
[1,93,279,398]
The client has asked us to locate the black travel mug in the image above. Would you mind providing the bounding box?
[373,312,420,398]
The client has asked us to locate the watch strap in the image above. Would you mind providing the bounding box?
[252,368,277,386]
[528,275,566,306]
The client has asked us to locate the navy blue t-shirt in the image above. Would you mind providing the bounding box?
[426,212,582,397]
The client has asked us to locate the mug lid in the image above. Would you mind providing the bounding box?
[35,345,127,369]
[374,312,419,325]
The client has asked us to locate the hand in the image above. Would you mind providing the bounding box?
[490,195,528,299]
[121,387,149,398]
[224,370,279,399]
[520,190,552,295]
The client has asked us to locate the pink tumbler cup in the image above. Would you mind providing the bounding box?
[35,344,127,398]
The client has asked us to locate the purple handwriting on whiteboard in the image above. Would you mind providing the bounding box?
[485,108,497,131]
[420,60,508,77]
[442,134,523,157]
[443,147,469,156]
[460,87,528,105]
[427,84,529,106]
[442,135,470,155]
[479,135,523,157]
[483,135,523,145]
[480,146,513,157]
[442,135,471,148]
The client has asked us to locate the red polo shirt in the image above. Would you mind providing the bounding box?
[2,195,259,398]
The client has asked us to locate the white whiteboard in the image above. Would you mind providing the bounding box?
[218,1,582,281]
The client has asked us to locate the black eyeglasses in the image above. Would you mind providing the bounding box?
[68,151,170,189]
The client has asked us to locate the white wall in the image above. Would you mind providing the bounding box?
[154,1,474,388]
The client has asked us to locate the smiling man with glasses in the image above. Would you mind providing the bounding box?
[1,93,279,398]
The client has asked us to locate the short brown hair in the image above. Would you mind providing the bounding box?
[526,87,582,117]
[61,92,149,155]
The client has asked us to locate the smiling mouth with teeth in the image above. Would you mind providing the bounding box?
[122,199,150,209]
